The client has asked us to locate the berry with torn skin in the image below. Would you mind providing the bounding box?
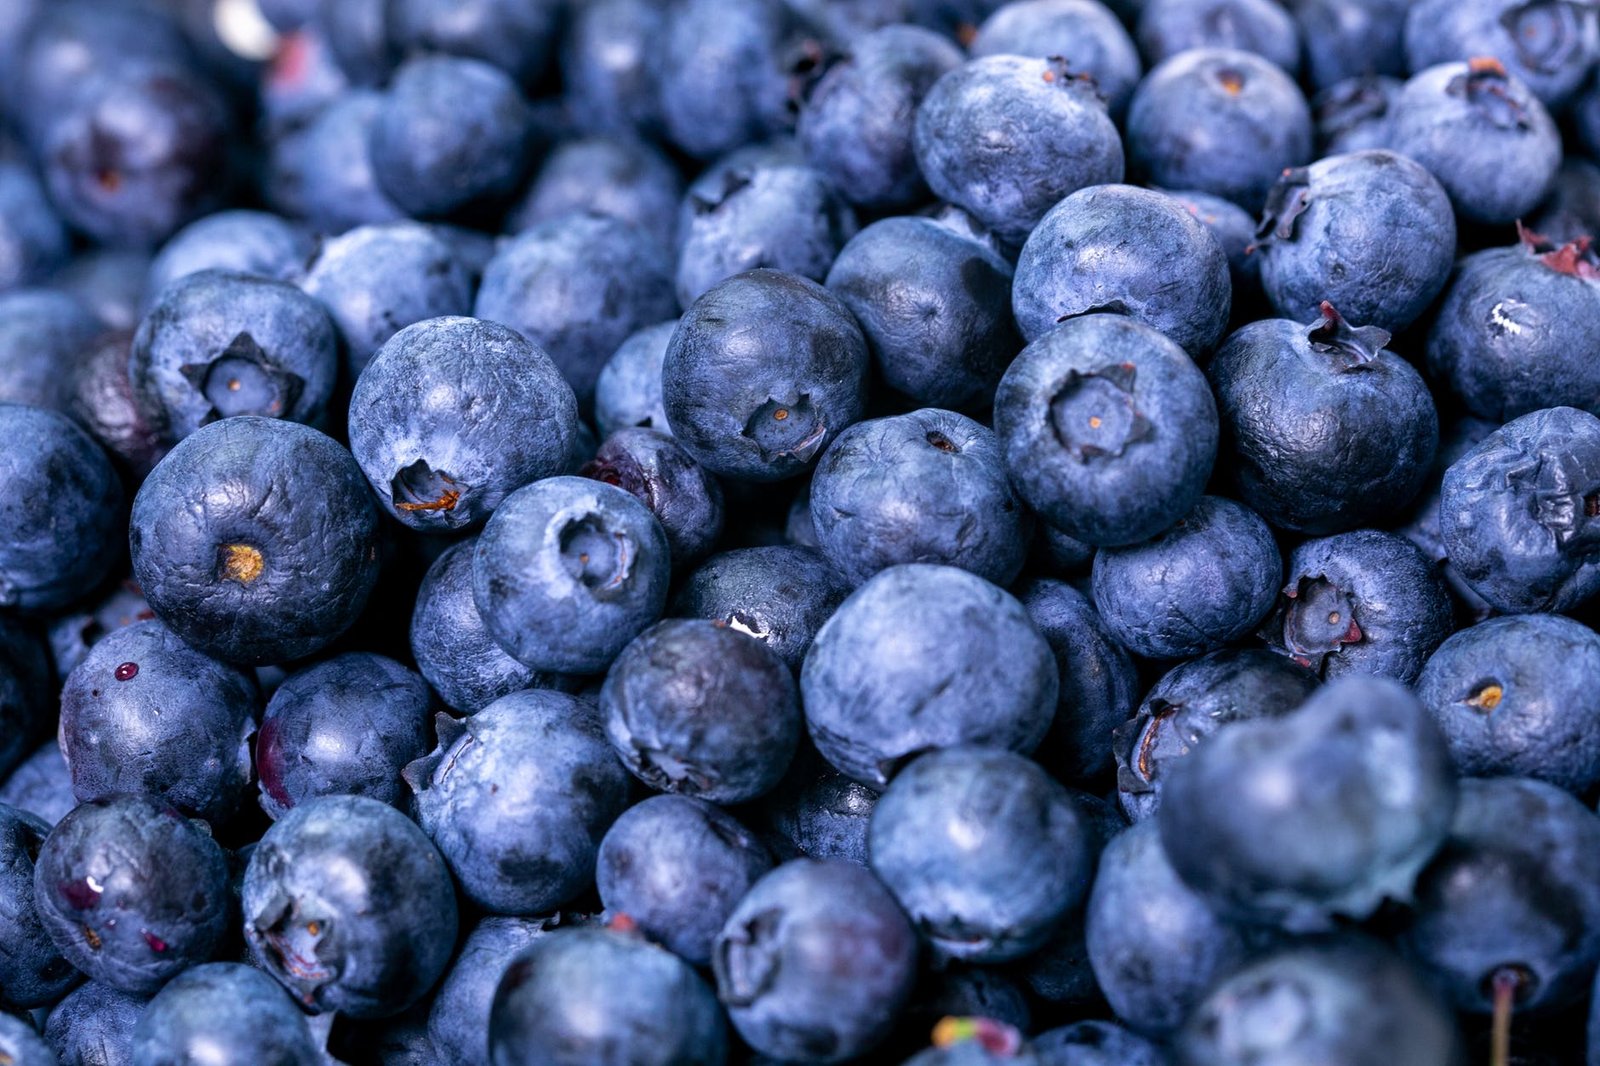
[580,427,725,570]
[672,545,852,672]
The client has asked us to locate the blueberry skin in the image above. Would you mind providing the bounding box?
[913,55,1125,246]
[368,55,534,219]
[1428,237,1600,422]
[1126,50,1312,214]
[409,540,566,715]
[1418,615,1600,795]
[475,213,677,408]
[1162,189,1260,302]
[993,314,1219,547]
[0,743,76,827]
[671,545,852,671]
[255,653,431,821]
[59,620,258,824]
[1017,578,1140,787]
[1159,677,1458,930]
[802,564,1058,789]
[662,269,870,482]
[491,926,728,1066]
[1269,530,1453,684]
[1313,75,1404,154]
[33,795,231,995]
[427,915,564,1066]
[243,794,457,1017]
[595,320,676,440]
[0,803,77,1009]
[43,980,146,1066]
[600,619,801,803]
[579,428,725,569]
[1254,150,1457,333]
[869,747,1093,963]
[1439,407,1600,613]
[473,475,671,675]
[407,690,631,914]
[129,962,322,1066]
[50,250,149,334]
[1530,157,1600,245]
[67,330,169,479]
[266,90,404,234]
[596,795,773,965]
[390,0,560,86]
[0,289,99,410]
[129,269,339,444]
[1176,937,1461,1066]
[145,211,309,305]
[129,417,382,666]
[1136,0,1301,74]
[712,859,918,1063]
[560,0,669,139]
[756,749,878,866]
[0,161,67,291]
[301,222,475,378]
[1404,0,1599,107]
[511,137,684,252]
[1030,1021,1167,1066]
[1209,307,1439,534]
[0,1013,55,1066]
[825,216,1018,412]
[810,409,1030,586]
[1091,497,1280,660]
[1294,0,1411,91]
[0,404,123,613]
[349,316,579,534]
[1400,777,1600,1014]
[971,0,1141,118]
[1013,185,1232,356]
[798,25,964,210]
[1084,821,1255,1037]
[675,156,856,309]
[1113,648,1319,823]
[1388,60,1560,226]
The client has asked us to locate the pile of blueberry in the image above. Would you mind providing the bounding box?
[8,0,1600,1062]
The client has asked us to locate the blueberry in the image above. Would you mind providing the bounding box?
[971,0,1141,118]
[713,859,918,1062]
[265,90,404,234]
[870,746,1093,962]
[663,269,870,482]
[0,620,52,783]
[825,215,1018,412]
[798,25,964,210]
[1159,677,1457,929]
[33,795,231,995]
[145,211,309,305]
[491,925,728,1065]
[1136,0,1301,75]
[65,330,168,479]
[49,251,149,333]
[595,320,677,440]
[390,0,560,86]
[0,288,99,411]
[259,26,350,132]
[1127,50,1312,214]
[129,417,382,666]
[0,743,75,827]
[1030,1020,1167,1066]
[1439,406,1600,613]
[1162,189,1262,304]
[1313,75,1405,153]
[0,802,77,1008]
[130,269,340,444]
[1295,0,1412,90]
[475,213,677,409]
[1113,648,1319,823]
[427,914,566,1065]
[0,403,123,613]
[580,428,726,569]
[0,1012,55,1066]
[1254,150,1457,332]
[560,0,669,139]
[1011,922,1100,1012]
[43,979,147,1066]
[0,161,67,291]
[1084,820,1255,1036]
[313,0,398,85]
[301,222,475,379]
[1209,303,1439,534]
[1530,158,1600,245]
[243,794,457,1017]
[914,55,1124,246]
[511,136,684,252]
[407,690,630,914]
[472,475,671,674]
[1267,529,1453,684]
[801,564,1057,788]
[597,795,773,965]
[601,619,801,802]
[129,962,323,1065]
[1404,0,1599,107]
[1388,59,1560,225]
[349,316,580,534]
[993,314,1218,546]
[59,620,258,825]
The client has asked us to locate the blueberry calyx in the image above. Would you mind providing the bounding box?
[1449,57,1530,131]
[1113,699,1183,795]
[1500,1,1589,75]
[742,395,827,464]
[1254,168,1313,245]
[1041,56,1102,99]
[180,331,305,424]
[713,908,783,1006]
[1048,362,1153,463]
[391,459,463,516]
[218,544,265,584]
[558,514,636,593]
[1306,302,1391,371]
[1516,221,1600,280]
[1281,576,1364,673]
[689,170,753,217]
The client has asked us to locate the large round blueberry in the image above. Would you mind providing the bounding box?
[59,620,258,824]
[512,137,684,252]
[595,319,677,440]
[971,0,1141,117]
[663,269,870,482]
[0,803,78,1009]
[869,747,1093,963]
[43,979,146,1065]
[579,428,725,570]
[242,794,457,1017]
[1404,0,1598,107]
[993,314,1218,546]
[145,210,309,302]
[712,859,917,1063]
[349,316,580,533]
[0,404,122,614]
[473,475,671,675]
[33,795,231,995]
[427,914,567,1065]
[801,564,1057,789]
[129,417,382,666]
[407,689,630,914]
[129,962,323,1065]
[672,546,851,672]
